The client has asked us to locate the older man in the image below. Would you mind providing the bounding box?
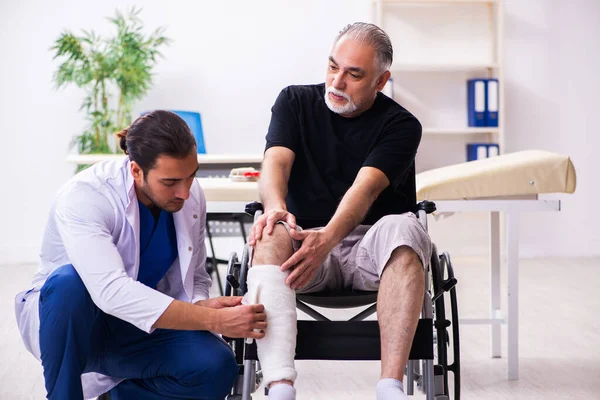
[247,22,431,400]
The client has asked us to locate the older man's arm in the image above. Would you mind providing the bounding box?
[280,166,389,289]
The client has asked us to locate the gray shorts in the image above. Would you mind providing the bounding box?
[276,212,432,293]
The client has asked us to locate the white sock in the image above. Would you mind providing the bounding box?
[268,383,296,400]
[244,265,298,385]
[376,378,407,400]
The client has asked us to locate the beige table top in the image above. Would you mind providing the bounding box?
[67,153,263,165]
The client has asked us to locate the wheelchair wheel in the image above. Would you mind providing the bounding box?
[440,252,460,400]
[431,246,461,400]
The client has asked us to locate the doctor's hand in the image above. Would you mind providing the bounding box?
[214,304,267,339]
[196,296,243,309]
[280,228,336,290]
[248,209,297,246]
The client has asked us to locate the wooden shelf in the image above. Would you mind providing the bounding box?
[423,127,499,135]
[375,0,504,166]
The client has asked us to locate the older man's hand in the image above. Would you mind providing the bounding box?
[248,209,297,246]
[280,228,337,290]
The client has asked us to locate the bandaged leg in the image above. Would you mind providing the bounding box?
[244,264,297,387]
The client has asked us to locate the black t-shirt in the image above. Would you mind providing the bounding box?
[265,83,422,229]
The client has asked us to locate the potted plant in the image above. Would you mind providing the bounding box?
[51,7,170,168]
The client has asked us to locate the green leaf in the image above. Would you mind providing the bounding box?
[52,7,171,157]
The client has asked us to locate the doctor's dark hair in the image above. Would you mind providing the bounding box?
[115,110,196,174]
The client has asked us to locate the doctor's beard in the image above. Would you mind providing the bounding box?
[141,180,185,213]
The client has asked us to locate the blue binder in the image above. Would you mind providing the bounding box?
[485,78,499,127]
[467,79,486,127]
[467,143,500,161]
[382,77,394,99]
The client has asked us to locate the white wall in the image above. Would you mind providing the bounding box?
[0,0,598,264]
[0,0,371,264]
[427,0,600,259]
[503,0,600,256]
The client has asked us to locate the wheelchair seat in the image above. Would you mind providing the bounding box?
[296,290,378,309]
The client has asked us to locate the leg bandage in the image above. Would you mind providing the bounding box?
[244,265,297,385]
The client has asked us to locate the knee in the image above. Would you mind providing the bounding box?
[381,247,424,294]
[207,348,239,397]
[40,264,92,311]
[389,246,423,272]
[253,224,294,265]
[177,337,238,398]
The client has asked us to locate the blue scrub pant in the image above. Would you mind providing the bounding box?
[38,265,238,400]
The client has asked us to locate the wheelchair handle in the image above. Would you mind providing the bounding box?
[414,200,436,214]
[432,277,458,302]
[226,275,240,290]
[245,201,264,216]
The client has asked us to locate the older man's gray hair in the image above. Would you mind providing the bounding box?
[334,22,393,72]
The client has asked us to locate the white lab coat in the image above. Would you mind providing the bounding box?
[14,158,211,399]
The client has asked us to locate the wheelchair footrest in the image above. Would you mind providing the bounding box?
[244,319,433,361]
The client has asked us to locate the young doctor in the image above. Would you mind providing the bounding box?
[14,110,266,400]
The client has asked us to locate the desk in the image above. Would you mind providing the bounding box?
[66,153,263,177]
[199,178,259,204]
[199,177,561,380]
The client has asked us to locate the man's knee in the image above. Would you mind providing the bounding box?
[208,348,239,396]
[174,334,238,397]
[253,223,294,265]
[40,264,92,311]
[386,246,423,274]
[194,350,238,399]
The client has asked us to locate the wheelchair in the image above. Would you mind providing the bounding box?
[224,201,460,400]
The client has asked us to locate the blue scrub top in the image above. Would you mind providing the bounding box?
[137,200,178,288]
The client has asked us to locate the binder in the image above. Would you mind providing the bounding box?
[467,143,500,161]
[467,79,486,127]
[382,77,394,99]
[485,78,499,127]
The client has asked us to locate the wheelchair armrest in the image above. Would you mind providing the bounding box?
[414,200,436,214]
[245,201,264,216]
[247,201,436,216]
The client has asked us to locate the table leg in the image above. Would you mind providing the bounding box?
[506,211,520,380]
[490,211,502,358]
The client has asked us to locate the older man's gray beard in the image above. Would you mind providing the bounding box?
[324,87,358,115]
